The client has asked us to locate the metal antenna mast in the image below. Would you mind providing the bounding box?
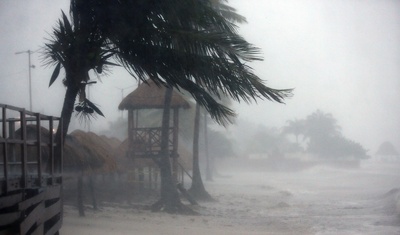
[15,50,35,111]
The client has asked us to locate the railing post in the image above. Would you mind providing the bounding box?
[36,113,42,187]
[49,116,54,184]
[2,107,8,191]
[59,118,63,177]
[20,109,27,188]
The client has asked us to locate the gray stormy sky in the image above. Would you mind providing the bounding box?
[0,0,399,153]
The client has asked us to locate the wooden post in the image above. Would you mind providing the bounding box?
[59,118,63,177]
[148,167,151,189]
[49,116,54,183]
[172,108,179,182]
[36,113,42,187]
[20,110,27,188]
[128,110,134,157]
[2,107,8,190]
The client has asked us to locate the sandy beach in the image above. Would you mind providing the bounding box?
[61,160,400,235]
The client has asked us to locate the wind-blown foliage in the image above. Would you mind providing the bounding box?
[43,0,292,126]
[43,0,292,214]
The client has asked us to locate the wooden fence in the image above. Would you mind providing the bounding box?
[0,104,63,235]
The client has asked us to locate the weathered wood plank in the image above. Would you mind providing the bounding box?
[44,200,61,221]
[45,185,61,200]
[18,191,44,210]
[20,202,44,235]
[0,192,23,209]
[0,211,20,226]
[30,223,44,235]
[44,217,62,235]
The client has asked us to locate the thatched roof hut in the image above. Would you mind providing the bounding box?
[117,80,192,183]
[99,135,122,150]
[63,130,117,174]
[8,125,52,165]
[14,125,52,142]
[118,79,190,110]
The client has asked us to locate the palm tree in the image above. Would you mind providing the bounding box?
[304,110,341,141]
[282,119,305,145]
[151,87,192,213]
[188,103,214,200]
[188,0,248,199]
[43,0,292,213]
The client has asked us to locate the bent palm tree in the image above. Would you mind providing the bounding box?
[43,0,292,213]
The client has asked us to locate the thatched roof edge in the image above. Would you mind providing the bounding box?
[118,80,191,110]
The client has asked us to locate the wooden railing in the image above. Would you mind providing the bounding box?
[129,127,175,158]
[0,104,63,234]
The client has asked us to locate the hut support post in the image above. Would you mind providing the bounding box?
[172,108,179,182]
[138,167,144,190]
[88,175,98,210]
[128,110,134,156]
[149,167,152,189]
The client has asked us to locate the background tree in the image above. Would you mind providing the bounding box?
[376,141,399,156]
[245,125,289,158]
[206,129,235,158]
[303,110,341,142]
[282,119,305,145]
[285,110,368,160]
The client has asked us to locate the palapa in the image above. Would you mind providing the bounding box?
[63,130,117,174]
[118,79,190,110]
[11,125,52,167]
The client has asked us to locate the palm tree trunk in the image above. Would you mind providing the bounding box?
[54,81,80,171]
[152,87,193,214]
[55,82,80,145]
[204,111,213,181]
[188,103,213,201]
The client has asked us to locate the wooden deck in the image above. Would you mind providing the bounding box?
[0,104,63,235]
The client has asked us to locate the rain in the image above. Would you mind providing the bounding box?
[0,0,399,234]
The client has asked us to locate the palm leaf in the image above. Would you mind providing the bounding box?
[49,62,61,87]
[85,99,104,117]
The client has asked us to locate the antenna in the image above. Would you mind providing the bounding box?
[15,50,36,111]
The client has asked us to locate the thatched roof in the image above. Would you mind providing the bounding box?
[7,125,52,162]
[14,124,52,142]
[63,130,117,174]
[99,135,122,149]
[118,80,190,110]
